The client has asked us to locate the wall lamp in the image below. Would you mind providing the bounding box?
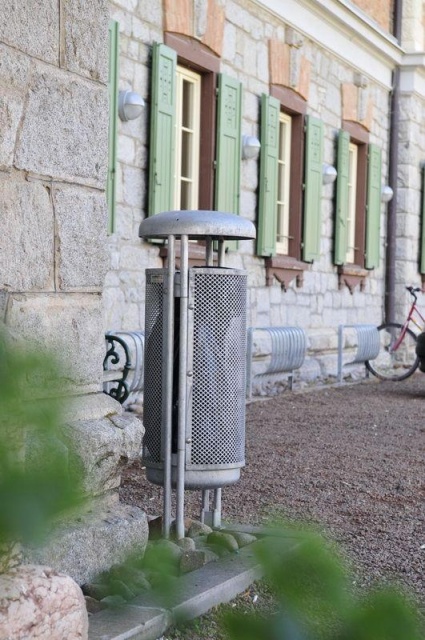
[322,163,337,185]
[381,185,394,203]
[242,134,261,160]
[118,90,145,121]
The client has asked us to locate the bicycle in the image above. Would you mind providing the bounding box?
[365,286,423,381]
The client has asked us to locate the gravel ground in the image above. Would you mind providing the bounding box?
[120,373,425,605]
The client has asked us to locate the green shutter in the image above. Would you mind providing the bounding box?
[257,94,280,257]
[334,130,350,265]
[303,115,324,262]
[365,144,382,269]
[215,74,242,214]
[148,43,176,216]
[421,166,425,274]
[107,20,119,234]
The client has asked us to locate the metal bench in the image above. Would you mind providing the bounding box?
[337,324,380,383]
[246,326,306,398]
[103,330,145,404]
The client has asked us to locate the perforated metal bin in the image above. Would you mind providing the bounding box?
[139,210,256,538]
[143,266,247,489]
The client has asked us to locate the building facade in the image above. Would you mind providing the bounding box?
[105,0,425,385]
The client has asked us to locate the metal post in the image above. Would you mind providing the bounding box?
[337,325,343,384]
[176,234,189,540]
[217,239,226,267]
[206,236,213,266]
[212,488,222,528]
[162,235,175,538]
[200,489,210,523]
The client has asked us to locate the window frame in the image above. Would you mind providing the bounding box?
[346,141,358,264]
[340,121,368,269]
[276,111,292,255]
[270,86,306,262]
[174,65,201,210]
[164,33,219,211]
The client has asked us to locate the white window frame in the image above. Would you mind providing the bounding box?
[276,111,292,255]
[174,65,201,210]
[346,142,358,264]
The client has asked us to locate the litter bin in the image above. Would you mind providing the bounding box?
[139,210,256,537]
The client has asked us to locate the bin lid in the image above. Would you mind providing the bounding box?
[139,210,256,240]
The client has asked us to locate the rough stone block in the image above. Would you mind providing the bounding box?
[0,92,23,168]
[207,531,239,552]
[63,0,109,82]
[342,83,358,121]
[53,187,109,290]
[0,177,54,291]
[64,392,123,423]
[0,564,88,640]
[269,39,290,86]
[15,66,108,186]
[5,293,105,394]
[63,412,144,496]
[0,0,59,64]
[0,44,31,90]
[25,502,149,585]
[180,550,214,574]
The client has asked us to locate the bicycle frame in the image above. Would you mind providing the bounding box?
[391,288,425,353]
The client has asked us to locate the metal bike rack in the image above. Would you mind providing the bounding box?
[337,324,380,383]
[246,326,306,397]
[139,210,256,539]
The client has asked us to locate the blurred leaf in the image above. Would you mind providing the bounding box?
[253,525,350,636]
[224,522,423,640]
[0,331,84,548]
[341,589,423,640]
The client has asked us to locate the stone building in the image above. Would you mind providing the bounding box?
[105,0,425,384]
[1,0,425,582]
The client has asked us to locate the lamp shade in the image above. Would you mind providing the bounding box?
[118,90,145,121]
[242,135,261,160]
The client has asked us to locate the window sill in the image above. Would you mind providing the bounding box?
[337,265,368,293]
[265,256,308,290]
[159,241,216,268]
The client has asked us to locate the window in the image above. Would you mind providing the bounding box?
[174,66,201,210]
[148,37,242,224]
[276,112,292,255]
[334,123,382,275]
[257,88,324,288]
[346,142,358,264]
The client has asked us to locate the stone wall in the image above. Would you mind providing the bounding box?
[0,0,147,583]
[0,0,108,391]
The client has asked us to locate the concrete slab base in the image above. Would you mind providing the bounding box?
[88,542,263,640]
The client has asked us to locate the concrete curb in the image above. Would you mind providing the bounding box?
[88,543,263,640]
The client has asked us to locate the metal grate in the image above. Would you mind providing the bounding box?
[143,270,166,463]
[189,270,247,466]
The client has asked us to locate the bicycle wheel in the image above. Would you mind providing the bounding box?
[365,322,419,381]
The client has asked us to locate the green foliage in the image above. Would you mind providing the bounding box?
[0,332,83,548]
[223,523,423,640]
